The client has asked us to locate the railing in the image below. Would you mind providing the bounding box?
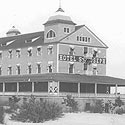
[1,92,125,99]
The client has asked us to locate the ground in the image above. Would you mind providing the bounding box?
[4,112,125,125]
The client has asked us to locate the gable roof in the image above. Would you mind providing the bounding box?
[59,25,108,48]
[0,24,108,50]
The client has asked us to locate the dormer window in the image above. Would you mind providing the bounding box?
[46,30,56,39]
[64,28,70,33]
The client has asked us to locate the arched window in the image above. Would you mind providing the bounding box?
[46,30,56,38]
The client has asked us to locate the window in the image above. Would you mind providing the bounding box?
[8,49,12,59]
[93,67,97,75]
[46,30,56,38]
[69,63,74,73]
[8,66,12,75]
[69,47,75,55]
[37,46,42,56]
[84,47,88,55]
[19,82,32,92]
[0,66,2,75]
[47,45,53,55]
[84,63,87,71]
[5,82,17,92]
[28,64,32,74]
[25,39,32,43]
[77,36,91,42]
[16,64,21,75]
[0,51,2,59]
[48,65,52,73]
[77,36,79,41]
[16,49,21,58]
[93,48,98,58]
[37,63,41,74]
[64,28,70,33]
[27,47,32,57]
[48,61,53,73]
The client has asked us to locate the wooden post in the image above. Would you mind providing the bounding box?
[32,82,34,93]
[17,82,19,95]
[95,83,97,96]
[115,84,118,96]
[3,82,5,94]
[78,83,80,97]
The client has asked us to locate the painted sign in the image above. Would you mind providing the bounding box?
[58,54,106,64]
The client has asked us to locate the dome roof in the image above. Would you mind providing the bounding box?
[6,26,21,35]
[44,7,76,25]
[48,8,72,21]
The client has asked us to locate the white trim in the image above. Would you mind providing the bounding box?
[37,46,42,48]
[48,61,53,65]
[84,26,108,48]
[69,45,75,49]
[47,44,53,48]
[28,63,31,65]
[37,62,41,64]
[16,64,20,66]
[27,47,33,50]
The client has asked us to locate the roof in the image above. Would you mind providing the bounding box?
[6,26,21,35]
[43,19,76,26]
[0,24,108,50]
[0,73,125,85]
[0,31,44,50]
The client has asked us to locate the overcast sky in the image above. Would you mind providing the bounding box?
[0,0,125,78]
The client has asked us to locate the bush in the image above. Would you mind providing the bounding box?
[6,96,20,114]
[0,106,4,124]
[11,95,63,123]
[115,96,124,107]
[90,99,104,113]
[62,95,78,113]
[114,106,123,114]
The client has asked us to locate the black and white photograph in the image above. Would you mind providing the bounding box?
[0,0,125,124]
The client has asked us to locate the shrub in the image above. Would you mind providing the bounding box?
[114,106,123,114]
[115,96,124,107]
[11,95,63,123]
[62,95,78,112]
[0,106,4,124]
[6,96,20,114]
[90,99,104,113]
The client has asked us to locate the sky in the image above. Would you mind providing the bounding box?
[0,0,125,78]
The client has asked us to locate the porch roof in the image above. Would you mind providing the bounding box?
[0,73,125,85]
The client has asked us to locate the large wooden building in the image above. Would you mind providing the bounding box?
[0,7,125,101]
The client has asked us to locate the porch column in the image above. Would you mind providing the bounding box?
[32,82,34,93]
[78,83,80,97]
[3,82,5,93]
[115,84,118,96]
[95,83,97,96]
[17,82,19,94]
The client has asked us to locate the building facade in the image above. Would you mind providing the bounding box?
[0,7,124,102]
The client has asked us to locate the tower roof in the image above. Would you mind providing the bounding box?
[6,26,21,36]
[44,7,76,26]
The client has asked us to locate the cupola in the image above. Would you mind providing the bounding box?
[6,26,21,37]
[44,6,76,43]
